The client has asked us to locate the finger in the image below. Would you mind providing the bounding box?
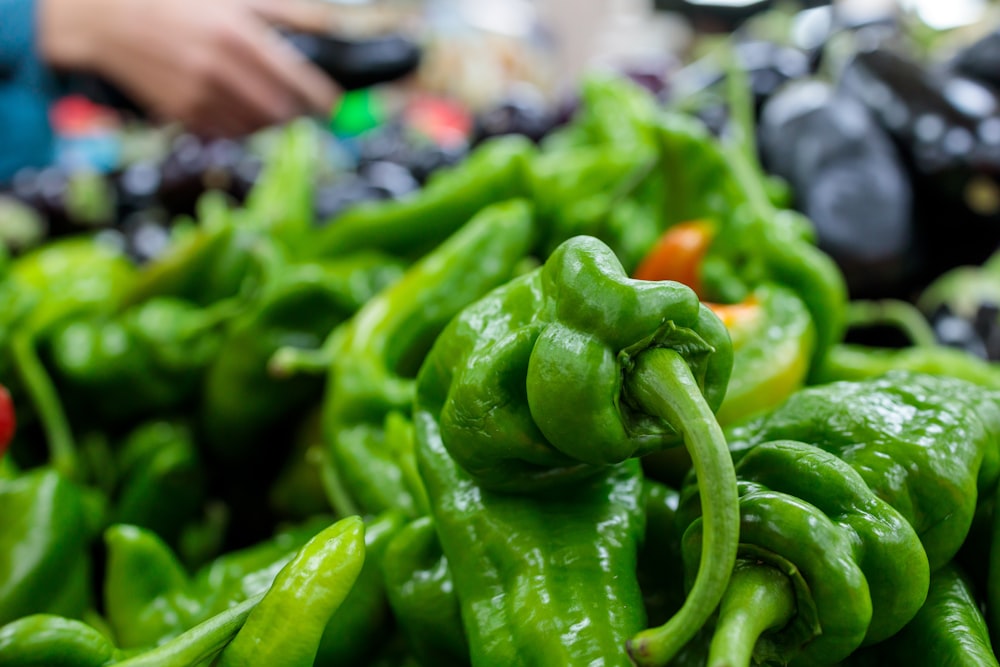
[232,21,339,116]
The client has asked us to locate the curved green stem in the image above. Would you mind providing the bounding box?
[846,300,938,348]
[11,333,77,480]
[308,445,360,518]
[627,348,740,666]
[708,563,796,667]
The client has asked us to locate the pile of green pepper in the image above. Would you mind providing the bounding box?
[2,74,1000,667]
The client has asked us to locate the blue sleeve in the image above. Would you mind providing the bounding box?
[0,0,37,77]
[0,0,59,182]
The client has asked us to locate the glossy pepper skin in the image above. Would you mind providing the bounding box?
[103,518,328,648]
[855,564,998,667]
[0,592,263,667]
[417,234,739,666]
[632,222,815,428]
[542,75,846,370]
[681,372,1000,666]
[414,417,646,667]
[680,441,928,666]
[314,136,534,260]
[420,234,731,490]
[217,516,366,667]
[201,253,405,463]
[321,199,536,517]
[43,297,239,427]
[0,469,96,627]
[381,516,469,667]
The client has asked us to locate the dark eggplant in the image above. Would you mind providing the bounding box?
[759,79,914,298]
[840,44,1000,284]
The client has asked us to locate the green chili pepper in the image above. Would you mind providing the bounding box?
[313,137,534,260]
[814,343,1000,389]
[319,199,536,517]
[0,469,96,627]
[0,614,119,667]
[859,564,997,667]
[111,421,205,546]
[217,515,367,667]
[44,296,240,426]
[201,252,405,464]
[416,233,738,666]
[0,589,265,667]
[381,516,469,667]
[314,510,407,666]
[1,236,135,337]
[678,372,1000,666]
[103,524,200,649]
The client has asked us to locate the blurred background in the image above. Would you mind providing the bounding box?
[8,0,1000,355]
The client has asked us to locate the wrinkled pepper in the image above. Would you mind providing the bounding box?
[0,469,98,627]
[314,137,534,260]
[416,234,739,666]
[679,372,1000,666]
[318,199,536,517]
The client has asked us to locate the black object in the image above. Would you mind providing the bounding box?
[840,44,1000,287]
[954,30,1000,91]
[759,79,914,298]
[283,32,422,92]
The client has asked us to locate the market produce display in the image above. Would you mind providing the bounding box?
[4,59,1000,667]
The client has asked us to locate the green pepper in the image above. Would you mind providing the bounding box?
[319,199,536,517]
[381,516,469,667]
[414,420,647,666]
[815,343,1000,389]
[314,510,407,666]
[217,516,367,667]
[681,441,928,666]
[2,237,135,477]
[103,517,329,648]
[0,236,135,338]
[103,525,200,649]
[201,252,405,464]
[313,137,535,260]
[678,372,1000,666]
[417,234,738,666]
[857,564,997,667]
[0,469,97,627]
[110,421,205,550]
[43,296,240,426]
[0,592,263,667]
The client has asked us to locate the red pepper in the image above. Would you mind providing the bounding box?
[0,384,15,459]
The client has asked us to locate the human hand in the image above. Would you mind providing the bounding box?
[39,0,339,136]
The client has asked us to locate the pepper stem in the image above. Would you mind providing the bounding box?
[10,333,78,480]
[626,348,740,666]
[708,562,796,667]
